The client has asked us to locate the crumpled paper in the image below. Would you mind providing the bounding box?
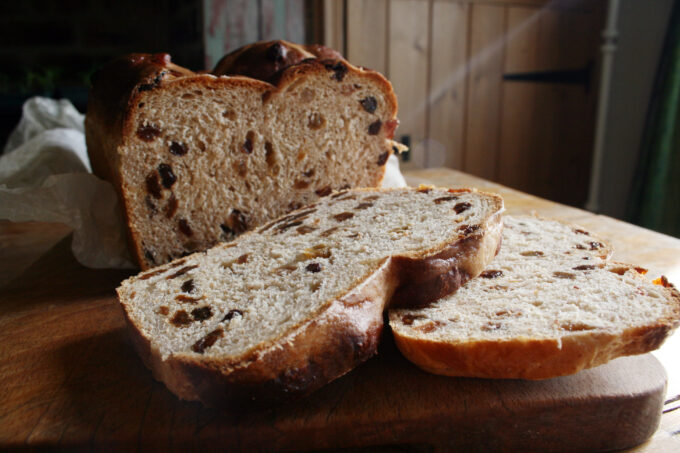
[0,97,134,269]
[0,97,407,269]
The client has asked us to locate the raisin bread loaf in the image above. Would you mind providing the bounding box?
[86,40,400,269]
[117,187,504,406]
[389,216,680,380]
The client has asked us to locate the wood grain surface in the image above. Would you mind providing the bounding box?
[2,168,679,452]
[428,0,469,170]
[464,2,505,180]
[347,0,388,75]
[388,0,430,168]
[342,0,604,206]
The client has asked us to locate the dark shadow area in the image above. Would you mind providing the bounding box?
[0,235,134,313]
[0,0,203,147]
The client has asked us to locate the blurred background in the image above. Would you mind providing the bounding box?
[0,0,678,238]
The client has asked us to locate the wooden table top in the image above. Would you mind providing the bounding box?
[1,167,679,451]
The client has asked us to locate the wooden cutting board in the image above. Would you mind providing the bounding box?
[0,237,667,452]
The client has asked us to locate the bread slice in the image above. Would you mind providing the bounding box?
[85,40,400,269]
[117,187,504,406]
[389,216,680,380]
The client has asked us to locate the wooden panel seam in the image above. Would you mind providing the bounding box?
[427,0,469,169]
[385,0,391,80]
[494,4,509,182]
[425,0,434,167]
[346,0,388,74]
[388,0,430,168]
[461,3,473,172]
[342,0,348,56]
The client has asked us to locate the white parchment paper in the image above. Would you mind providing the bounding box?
[0,97,134,268]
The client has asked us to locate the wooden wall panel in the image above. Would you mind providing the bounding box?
[388,0,430,168]
[260,0,306,43]
[283,0,306,42]
[551,8,601,207]
[502,3,602,206]
[428,0,469,169]
[260,0,286,41]
[323,0,345,53]
[203,0,306,69]
[203,0,259,68]
[346,0,388,75]
[464,3,506,180]
[532,8,561,200]
[497,6,540,192]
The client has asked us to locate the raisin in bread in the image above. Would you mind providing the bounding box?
[86,40,401,270]
[389,216,680,380]
[117,187,504,406]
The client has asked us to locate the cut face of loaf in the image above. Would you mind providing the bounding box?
[85,41,399,269]
[389,216,680,380]
[117,187,504,406]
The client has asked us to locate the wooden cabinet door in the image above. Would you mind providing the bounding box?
[342,0,605,207]
[495,3,604,207]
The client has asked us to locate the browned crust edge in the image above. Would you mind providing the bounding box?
[212,40,344,83]
[86,53,180,269]
[390,264,680,380]
[86,42,399,270]
[118,188,504,406]
[389,220,503,309]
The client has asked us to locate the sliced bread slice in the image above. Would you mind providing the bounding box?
[389,216,680,380]
[117,187,504,406]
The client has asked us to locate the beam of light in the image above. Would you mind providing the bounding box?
[398,0,593,167]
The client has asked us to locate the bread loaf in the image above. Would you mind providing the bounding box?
[117,187,504,406]
[86,40,400,269]
[389,216,680,380]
